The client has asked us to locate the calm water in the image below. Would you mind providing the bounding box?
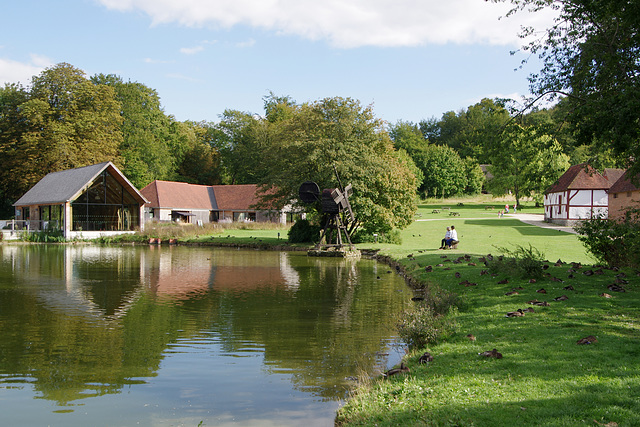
[0,245,410,426]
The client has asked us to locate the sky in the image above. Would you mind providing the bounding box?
[0,0,557,125]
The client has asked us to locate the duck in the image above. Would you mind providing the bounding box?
[418,352,434,364]
[505,309,525,317]
[576,335,597,345]
[466,334,476,341]
[553,295,569,301]
[536,288,547,294]
[479,348,502,359]
[607,283,626,292]
[383,363,410,377]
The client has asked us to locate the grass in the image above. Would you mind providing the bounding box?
[335,202,640,426]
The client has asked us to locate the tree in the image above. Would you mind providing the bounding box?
[0,64,123,216]
[427,99,510,162]
[92,74,178,188]
[413,145,467,198]
[388,121,428,156]
[206,110,264,185]
[486,123,570,206]
[21,63,123,173]
[255,97,418,234]
[496,0,640,174]
[0,83,30,217]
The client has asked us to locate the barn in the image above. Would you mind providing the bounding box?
[140,180,290,225]
[544,164,624,226]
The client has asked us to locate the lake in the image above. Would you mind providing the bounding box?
[0,245,410,426]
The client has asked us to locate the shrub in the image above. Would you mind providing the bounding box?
[22,229,65,243]
[287,219,321,243]
[396,304,458,349]
[352,229,402,244]
[575,209,640,268]
[489,244,546,279]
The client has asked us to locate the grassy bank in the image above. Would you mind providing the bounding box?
[335,202,640,426]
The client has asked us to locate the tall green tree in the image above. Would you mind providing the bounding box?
[413,145,467,198]
[0,63,123,216]
[487,123,570,206]
[21,63,123,172]
[255,97,418,234]
[206,110,264,185]
[497,0,640,174]
[91,74,178,188]
[0,83,30,217]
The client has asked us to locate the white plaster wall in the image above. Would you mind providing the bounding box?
[592,190,608,205]
[569,190,592,205]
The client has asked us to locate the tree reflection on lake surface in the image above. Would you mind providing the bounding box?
[0,245,409,426]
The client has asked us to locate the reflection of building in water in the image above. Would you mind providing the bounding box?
[1,245,144,324]
[142,248,301,299]
[1,245,302,319]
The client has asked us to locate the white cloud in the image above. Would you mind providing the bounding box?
[235,38,256,48]
[98,0,557,48]
[180,45,205,54]
[0,54,53,85]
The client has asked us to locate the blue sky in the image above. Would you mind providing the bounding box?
[1,0,556,124]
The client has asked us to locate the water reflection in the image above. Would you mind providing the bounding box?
[0,245,408,426]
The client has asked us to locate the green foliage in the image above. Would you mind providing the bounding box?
[0,64,123,215]
[498,0,640,176]
[21,229,65,243]
[575,209,640,268]
[396,303,457,350]
[248,96,418,235]
[486,123,570,206]
[352,229,402,244]
[413,144,466,198]
[287,219,321,243]
[489,243,546,279]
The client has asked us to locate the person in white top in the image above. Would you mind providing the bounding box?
[444,225,458,249]
[439,227,451,249]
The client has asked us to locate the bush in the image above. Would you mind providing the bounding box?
[575,209,640,268]
[351,229,402,244]
[22,229,65,243]
[488,244,546,279]
[396,304,458,349]
[287,219,321,243]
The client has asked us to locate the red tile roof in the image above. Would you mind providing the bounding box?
[545,164,623,194]
[140,180,260,210]
[608,170,640,194]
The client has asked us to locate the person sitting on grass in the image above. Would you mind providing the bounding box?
[444,225,458,249]
[438,227,451,249]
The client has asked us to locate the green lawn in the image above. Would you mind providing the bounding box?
[336,201,639,426]
[371,202,591,265]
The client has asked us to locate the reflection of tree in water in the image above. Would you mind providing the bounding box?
[0,246,408,406]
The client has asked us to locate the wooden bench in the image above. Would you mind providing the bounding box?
[484,206,494,210]
[442,207,451,210]
[446,240,459,249]
[432,209,440,214]
[449,212,460,216]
